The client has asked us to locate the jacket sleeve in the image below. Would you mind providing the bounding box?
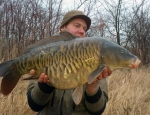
[84,78,108,115]
[26,80,55,112]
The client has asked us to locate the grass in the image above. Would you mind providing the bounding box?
[0,66,150,115]
[103,66,150,115]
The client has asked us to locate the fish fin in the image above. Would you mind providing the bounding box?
[0,60,20,95]
[24,38,53,53]
[88,65,105,84]
[24,35,66,54]
[21,74,38,80]
[72,85,83,105]
[0,60,13,77]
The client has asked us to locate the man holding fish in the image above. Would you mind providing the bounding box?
[27,10,112,115]
[0,9,140,115]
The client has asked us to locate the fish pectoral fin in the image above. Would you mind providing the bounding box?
[88,65,105,84]
[21,74,38,80]
[72,85,83,105]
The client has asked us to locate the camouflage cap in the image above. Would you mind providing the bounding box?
[60,10,91,31]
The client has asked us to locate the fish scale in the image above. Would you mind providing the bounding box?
[0,36,141,105]
[42,40,100,89]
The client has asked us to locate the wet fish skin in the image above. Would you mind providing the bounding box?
[0,37,141,96]
[99,41,141,70]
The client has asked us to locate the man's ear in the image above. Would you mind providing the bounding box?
[60,25,66,31]
[60,28,64,31]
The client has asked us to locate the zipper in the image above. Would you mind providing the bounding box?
[51,90,55,107]
[60,90,65,115]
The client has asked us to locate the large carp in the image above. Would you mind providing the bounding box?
[0,37,141,105]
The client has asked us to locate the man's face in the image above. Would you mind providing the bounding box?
[61,18,87,38]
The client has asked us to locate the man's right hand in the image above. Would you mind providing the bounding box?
[29,69,50,83]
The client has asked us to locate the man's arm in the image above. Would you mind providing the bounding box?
[84,68,111,115]
[84,78,108,115]
[27,73,55,112]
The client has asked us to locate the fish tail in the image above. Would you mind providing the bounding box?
[0,60,20,95]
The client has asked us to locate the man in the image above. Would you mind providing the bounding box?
[27,10,112,115]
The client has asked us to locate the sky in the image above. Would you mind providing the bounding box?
[62,0,143,10]
[61,0,85,11]
[41,0,144,12]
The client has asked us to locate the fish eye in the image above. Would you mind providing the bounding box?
[121,50,125,54]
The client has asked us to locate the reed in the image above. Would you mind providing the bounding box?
[103,66,150,115]
[0,67,149,115]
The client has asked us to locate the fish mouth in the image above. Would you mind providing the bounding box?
[129,58,141,68]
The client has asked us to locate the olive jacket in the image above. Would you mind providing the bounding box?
[26,31,108,115]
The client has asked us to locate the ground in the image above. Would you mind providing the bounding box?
[0,66,150,115]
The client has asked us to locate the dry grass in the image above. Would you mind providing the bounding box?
[103,66,150,115]
[0,66,150,115]
[0,80,36,115]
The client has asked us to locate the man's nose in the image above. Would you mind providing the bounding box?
[79,28,85,34]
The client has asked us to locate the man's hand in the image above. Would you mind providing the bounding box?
[29,69,50,83]
[86,68,112,94]
[29,67,112,93]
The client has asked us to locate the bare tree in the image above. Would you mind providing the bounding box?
[0,0,149,64]
[96,0,125,45]
[124,1,150,65]
[0,0,64,60]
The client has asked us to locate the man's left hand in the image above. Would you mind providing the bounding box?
[86,68,112,94]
